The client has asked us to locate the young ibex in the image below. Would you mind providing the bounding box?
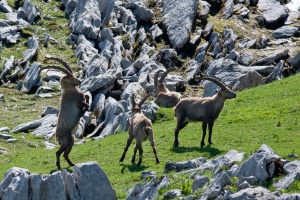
[153,67,181,107]
[41,57,89,169]
[119,93,160,166]
[173,76,236,147]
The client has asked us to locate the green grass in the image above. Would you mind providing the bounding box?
[1,74,300,198]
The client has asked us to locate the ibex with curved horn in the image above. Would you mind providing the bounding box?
[41,57,89,169]
[153,67,181,107]
[173,76,236,147]
[120,93,160,166]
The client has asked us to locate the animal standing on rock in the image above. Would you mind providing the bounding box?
[120,93,160,166]
[41,57,89,169]
[173,76,236,147]
[153,67,181,107]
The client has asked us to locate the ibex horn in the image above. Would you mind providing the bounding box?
[200,76,227,90]
[159,67,176,84]
[154,70,164,88]
[40,65,74,78]
[138,93,154,107]
[131,93,136,108]
[43,57,73,74]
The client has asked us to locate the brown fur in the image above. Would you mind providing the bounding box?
[119,93,160,166]
[173,76,236,147]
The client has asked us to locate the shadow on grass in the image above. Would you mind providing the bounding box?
[120,163,148,174]
[171,145,224,159]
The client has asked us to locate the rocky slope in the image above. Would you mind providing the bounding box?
[0,0,300,199]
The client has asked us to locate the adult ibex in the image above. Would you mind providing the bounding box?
[120,93,160,166]
[173,76,236,147]
[41,57,89,169]
[153,67,181,107]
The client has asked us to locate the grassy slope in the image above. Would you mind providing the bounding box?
[1,74,300,198]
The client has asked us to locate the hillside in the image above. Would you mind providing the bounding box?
[1,72,300,198]
[1,0,300,199]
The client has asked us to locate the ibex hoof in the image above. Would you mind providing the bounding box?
[200,142,205,147]
[156,159,160,164]
[174,141,180,147]
[137,161,142,166]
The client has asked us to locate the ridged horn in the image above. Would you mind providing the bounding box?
[200,76,227,90]
[131,93,136,108]
[40,65,74,77]
[43,57,73,74]
[138,93,154,107]
[159,67,176,84]
[154,70,164,88]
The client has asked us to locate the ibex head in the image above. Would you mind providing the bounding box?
[41,57,82,87]
[201,76,236,99]
[154,67,176,96]
[131,93,154,114]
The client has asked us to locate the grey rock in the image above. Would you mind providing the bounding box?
[238,176,257,186]
[149,24,163,41]
[0,94,4,102]
[203,21,214,37]
[266,60,284,82]
[20,62,41,93]
[0,0,12,13]
[285,10,300,25]
[0,55,14,82]
[31,114,57,138]
[126,1,154,22]
[236,52,253,66]
[22,35,39,63]
[0,133,12,140]
[234,144,280,185]
[141,171,157,180]
[126,176,169,200]
[222,0,234,19]
[73,161,117,200]
[226,50,239,61]
[257,0,289,27]
[163,0,198,49]
[229,186,277,199]
[0,167,30,200]
[41,106,58,118]
[250,49,289,66]
[197,1,211,20]
[0,26,20,43]
[164,157,207,173]
[192,176,210,192]
[18,0,41,24]
[42,141,57,149]
[69,0,114,39]
[195,42,209,55]
[290,51,300,70]
[272,26,299,39]
[0,127,9,133]
[75,111,91,139]
[164,189,182,199]
[203,58,264,97]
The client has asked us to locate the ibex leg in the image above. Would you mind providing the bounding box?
[208,122,214,144]
[63,136,75,167]
[136,142,143,166]
[201,122,207,146]
[151,140,160,164]
[174,117,189,147]
[131,145,138,163]
[120,136,133,162]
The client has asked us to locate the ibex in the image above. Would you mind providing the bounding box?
[41,57,89,169]
[120,93,160,166]
[173,76,236,147]
[153,67,181,107]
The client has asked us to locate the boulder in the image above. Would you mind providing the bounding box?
[20,62,41,93]
[163,0,198,49]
